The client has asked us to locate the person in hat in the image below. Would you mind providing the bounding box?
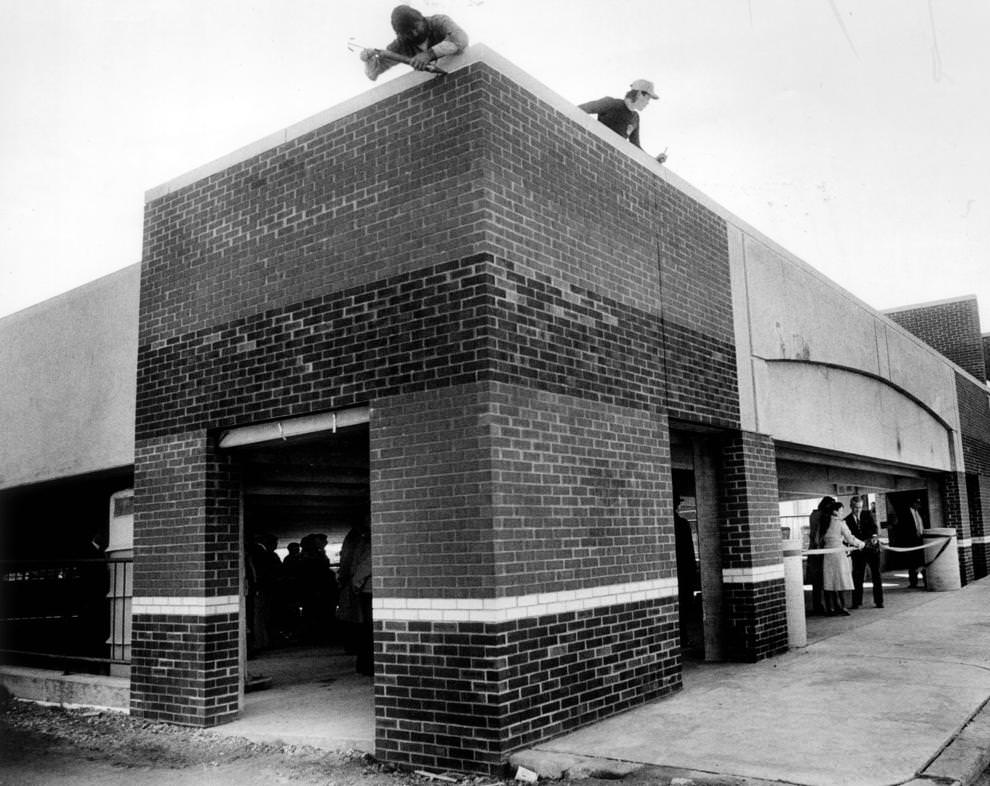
[361,5,469,81]
[579,80,668,163]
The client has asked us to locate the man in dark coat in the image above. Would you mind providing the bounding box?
[846,496,883,608]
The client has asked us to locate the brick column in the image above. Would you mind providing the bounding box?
[718,431,787,662]
[941,471,974,585]
[969,474,990,579]
[371,383,680,773]
[129,431,242,725]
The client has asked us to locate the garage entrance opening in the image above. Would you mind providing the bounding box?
[222,414,373,743]
[776,445,943,633]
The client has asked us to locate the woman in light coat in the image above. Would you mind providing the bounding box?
[821,500,864,616]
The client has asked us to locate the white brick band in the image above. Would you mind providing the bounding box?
[374,578,679,623]
[132,596,240,616]
[972,536,990,546]
[722,564,786,584]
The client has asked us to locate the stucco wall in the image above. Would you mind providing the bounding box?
[729,226,960,471]
[0,265,138,488]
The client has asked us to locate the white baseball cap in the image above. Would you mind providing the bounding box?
[630,79,659,99]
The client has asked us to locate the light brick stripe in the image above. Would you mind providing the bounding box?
[132,596,240,616]
[722,564,786,584]
[374,578,678,623]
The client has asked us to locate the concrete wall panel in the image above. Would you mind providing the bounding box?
[734,233,962,469]
[761,362,953,470]
[0,266,138,488]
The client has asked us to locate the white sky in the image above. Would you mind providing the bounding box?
[1,0,988,327]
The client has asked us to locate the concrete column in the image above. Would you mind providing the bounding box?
[693,438,725,661]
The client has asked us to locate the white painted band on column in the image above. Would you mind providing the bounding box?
[132,596,240,616]
[722,564,786,584]
[374,578,679,623]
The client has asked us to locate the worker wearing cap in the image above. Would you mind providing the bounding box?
[579,80,668,163]
[361,5,469,81]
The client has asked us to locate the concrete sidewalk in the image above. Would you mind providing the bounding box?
[513,576,990,786]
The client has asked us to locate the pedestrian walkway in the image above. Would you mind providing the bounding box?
[514,574,990,786]
[202,576,990,785]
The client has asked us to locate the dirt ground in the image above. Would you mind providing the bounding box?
[0,690,793,786]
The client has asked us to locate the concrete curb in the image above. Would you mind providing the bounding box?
[919,696,990,786]
[0,666,129,712]
[508,695,990,785]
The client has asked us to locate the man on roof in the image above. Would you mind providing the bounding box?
[361,5,469,80]
[580,79,668,164]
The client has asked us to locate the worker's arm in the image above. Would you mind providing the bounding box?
[578,97,612,115]
[427,15,468,59]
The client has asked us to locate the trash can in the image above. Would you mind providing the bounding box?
[923,528,961,591]
[782,536,807,648]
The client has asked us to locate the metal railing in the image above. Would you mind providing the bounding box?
[0,557,132,673]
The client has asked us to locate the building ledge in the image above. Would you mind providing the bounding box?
[0,665,129,712]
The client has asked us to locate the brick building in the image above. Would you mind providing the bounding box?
[3,47,990,773]
[885,296,990,590]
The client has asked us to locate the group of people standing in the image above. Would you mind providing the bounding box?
[807,495,882,616]
[806,494,928,617]
[246,516,373,674]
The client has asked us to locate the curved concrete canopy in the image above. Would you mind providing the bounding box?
[758,360,954,472]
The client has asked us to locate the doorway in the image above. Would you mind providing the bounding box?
[223,417,373,743]
[670,430,723,663]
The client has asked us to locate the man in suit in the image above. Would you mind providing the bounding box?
[846,495,883,608]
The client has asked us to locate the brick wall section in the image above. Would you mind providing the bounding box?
[967,474,989,579]
[886,299,987,382]
[130,612,239,726]
[130,431,241,723]
[138,74,494,348]
[131,432,240,597]
[135,61,742,751]
[718,431,788,660]
[138,63,739,443]
[479,68,737,428]
[983,334,990,381]
[941,471,974,584]
[722,581,787,662]
[136,253,737,443]
[376,598,680,772]
[372,384,672,599]
[956,373,990,578]
[372,386,679,770]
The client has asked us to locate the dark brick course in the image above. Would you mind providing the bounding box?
[375,597,680,772]
[130,612,239,726]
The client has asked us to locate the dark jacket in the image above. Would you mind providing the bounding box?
[578,97,642,148]
[367,14,468,80]
[845,510,878,544]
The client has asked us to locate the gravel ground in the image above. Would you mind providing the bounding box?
[0,690,504,786]
[0,687,780,786]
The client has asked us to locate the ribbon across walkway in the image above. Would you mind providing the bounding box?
[797,536,954,569]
